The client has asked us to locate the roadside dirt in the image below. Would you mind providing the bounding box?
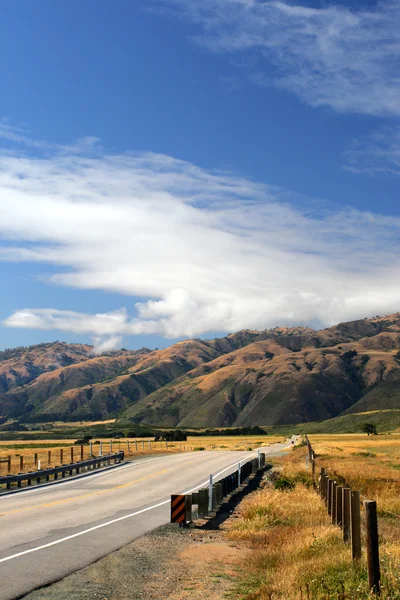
[23,471,267,600]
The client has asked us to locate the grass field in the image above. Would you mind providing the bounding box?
[227,433,400,599]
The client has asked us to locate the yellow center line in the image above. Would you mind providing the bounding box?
[0,469,169,517]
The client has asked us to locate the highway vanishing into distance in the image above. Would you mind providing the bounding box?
[0,440,293,599]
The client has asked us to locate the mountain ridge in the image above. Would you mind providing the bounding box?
[1,313,400,426]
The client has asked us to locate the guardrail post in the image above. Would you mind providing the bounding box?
[208,474,213,512]
[198,488,208,516]
[185,494,192,523]
[351,491,362,560]
[212,485,217,510]
[364,500,380,595]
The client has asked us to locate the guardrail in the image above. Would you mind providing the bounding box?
[171,452,267,524]
[0,451,125,492]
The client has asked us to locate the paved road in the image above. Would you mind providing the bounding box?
[0,439,293,599]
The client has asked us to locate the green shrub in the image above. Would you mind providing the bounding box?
[274,476,294,490]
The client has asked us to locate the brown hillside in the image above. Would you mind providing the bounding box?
[2,313,400,425]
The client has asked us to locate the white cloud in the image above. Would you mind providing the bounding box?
[344,126,400,175]
[92,336,124,355]
[2,139,400,348]
[160,0,400,116]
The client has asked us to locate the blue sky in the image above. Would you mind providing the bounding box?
[1,0,400,352]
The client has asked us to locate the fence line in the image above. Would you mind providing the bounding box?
[305,435,381,596]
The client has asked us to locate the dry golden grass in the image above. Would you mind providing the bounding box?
[227,437,400,599]
[186,435,283,451]
[308,433,400,516]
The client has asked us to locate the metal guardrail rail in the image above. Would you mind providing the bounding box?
[0,450,125,491]
[171,453,267,524]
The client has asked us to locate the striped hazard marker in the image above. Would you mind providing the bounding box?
[171,494,186,524]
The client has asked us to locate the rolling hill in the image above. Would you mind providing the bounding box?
[1,313,400,427]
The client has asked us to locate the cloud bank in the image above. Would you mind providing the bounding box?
[162,0,400,117]
[2,140,400,348]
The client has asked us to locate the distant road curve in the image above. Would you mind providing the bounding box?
[0,439,293,600]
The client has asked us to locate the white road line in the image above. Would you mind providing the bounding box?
[0,454,255,564]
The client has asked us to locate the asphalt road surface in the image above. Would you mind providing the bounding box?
[0,439,293,599]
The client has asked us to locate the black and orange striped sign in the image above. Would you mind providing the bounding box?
[171,494,186,523]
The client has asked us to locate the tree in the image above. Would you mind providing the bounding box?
[363,423,377,436]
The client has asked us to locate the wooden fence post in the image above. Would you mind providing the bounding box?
[81,445,84,461]
[60,448,63,463]
[343,488,351,542]
[311,452,316,487]
[327,479,333,515]
[34,453,38,466]
[19,455,23,471]
[48,450,51,464]
[364,500,380,595]
[319,468,325,496]
[336,485,343,527]
[7,455,11,473]
[331,481,337,524]
[351,491,362,560]
[70,447,74,462]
